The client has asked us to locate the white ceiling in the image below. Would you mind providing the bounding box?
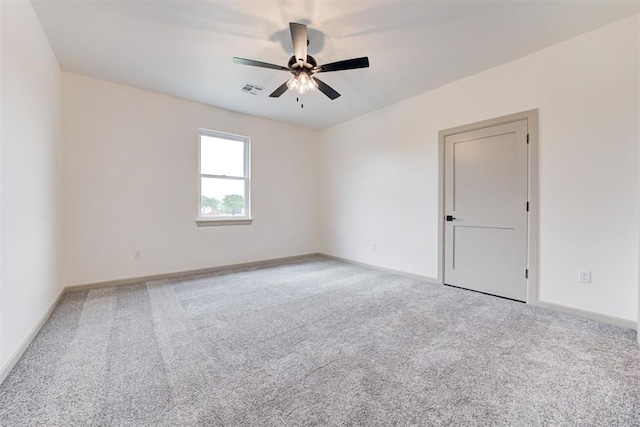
[32,0,639,130]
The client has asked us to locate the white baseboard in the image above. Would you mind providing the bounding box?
[318,253,438,283]
[319,253,637,333]
[0,286,65,385]
[535,300,636,330]
[65,253,320,292]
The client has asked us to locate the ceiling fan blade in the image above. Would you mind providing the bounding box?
[290,22,308,66]
[313,77,341,100]
[233,57,290,72]
[269,81,289,98]
[315,57,370,73]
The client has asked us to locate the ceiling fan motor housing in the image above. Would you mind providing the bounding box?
[288,55,317,70]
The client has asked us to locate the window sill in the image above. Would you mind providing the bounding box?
[196,218,253,227]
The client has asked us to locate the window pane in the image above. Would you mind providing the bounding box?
[200,135,245,177]
[200,178,246,217]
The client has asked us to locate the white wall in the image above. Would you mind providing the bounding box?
[63,73,318,286]
[0,1,64,372]
[318,15,640,322]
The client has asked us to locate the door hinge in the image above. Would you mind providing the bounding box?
[525,269,529,279]
[526,202,529,212]
[526,134,530,144]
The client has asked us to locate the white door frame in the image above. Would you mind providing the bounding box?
[437,109,539,304]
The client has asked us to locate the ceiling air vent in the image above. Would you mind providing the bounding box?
[241,84,264,95]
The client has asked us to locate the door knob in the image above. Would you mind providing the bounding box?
[446,215,456,221]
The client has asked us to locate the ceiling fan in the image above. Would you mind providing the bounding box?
[233,22,369,105]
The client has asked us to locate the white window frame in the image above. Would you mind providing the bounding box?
[196,129,252,226]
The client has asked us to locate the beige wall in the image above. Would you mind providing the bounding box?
[318,15,640,322]
[0,1,64,372]
[63,73,318,286]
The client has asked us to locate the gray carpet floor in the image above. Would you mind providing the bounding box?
[1,256,639,426]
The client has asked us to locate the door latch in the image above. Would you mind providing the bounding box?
[446,215,456,222]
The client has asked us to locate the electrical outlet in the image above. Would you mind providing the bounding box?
[134,250,142,259]
[578,270,591,283]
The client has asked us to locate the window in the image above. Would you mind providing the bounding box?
[197,129,251,226]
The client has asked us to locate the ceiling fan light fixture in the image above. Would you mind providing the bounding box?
[287,72,318,95]
[286,76,299,91]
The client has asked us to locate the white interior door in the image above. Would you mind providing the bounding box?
[444,119,528,301]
